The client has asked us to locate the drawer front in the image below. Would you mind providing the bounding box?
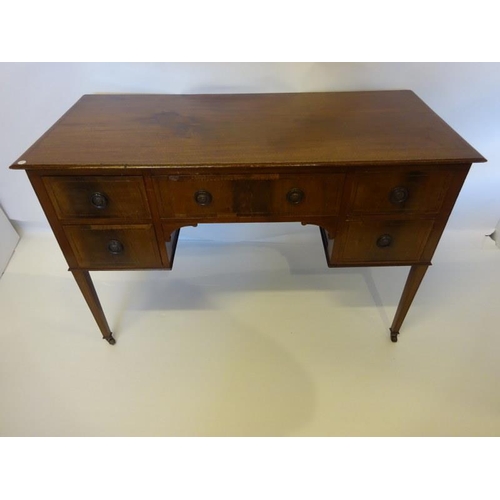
[43,176,151,219]
[349,169,453,215]
[154,174,344,218]
[339,219,435,263]
[64,224,162,268]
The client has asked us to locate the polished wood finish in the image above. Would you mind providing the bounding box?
[43,175,151,219]
[420,164,471,262]
[27,171,79,269]
[142,173,172,267]
[338,218,435,263]
[390,265,430,342]
[11,92,484,169]
[11,91,486,344]
[71,270,115,344]
[64,224,162,269]
[348,167,453,215]
[154,173,345,218]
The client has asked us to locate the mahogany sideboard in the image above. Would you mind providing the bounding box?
[10,91,486,344]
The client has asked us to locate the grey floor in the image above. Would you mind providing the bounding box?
[1,223,499,436]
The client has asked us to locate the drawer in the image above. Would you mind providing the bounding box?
[154,173,344,218]
[349,169,453,215]
[338,219,435,263]
[64,224,162,268]
[43,176,151,219]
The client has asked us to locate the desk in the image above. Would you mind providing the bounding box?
[11,91,486,344]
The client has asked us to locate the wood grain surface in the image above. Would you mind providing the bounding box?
[10,91,486,169]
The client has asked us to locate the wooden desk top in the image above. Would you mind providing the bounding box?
[11,91,486,170]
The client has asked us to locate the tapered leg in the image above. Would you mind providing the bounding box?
[390,264,429,342]
[71,270,115,345]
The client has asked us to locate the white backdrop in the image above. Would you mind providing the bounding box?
[1,62,499,234]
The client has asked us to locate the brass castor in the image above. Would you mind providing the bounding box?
[390,329,399,343]
[103,333,116,345]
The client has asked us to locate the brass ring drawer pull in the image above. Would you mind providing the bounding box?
[376,234,393,248]
[389,186,409,204]
[286,188,305,205]
[107,239,124,255]
[194,190,212,206]
[90,192,108,209]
